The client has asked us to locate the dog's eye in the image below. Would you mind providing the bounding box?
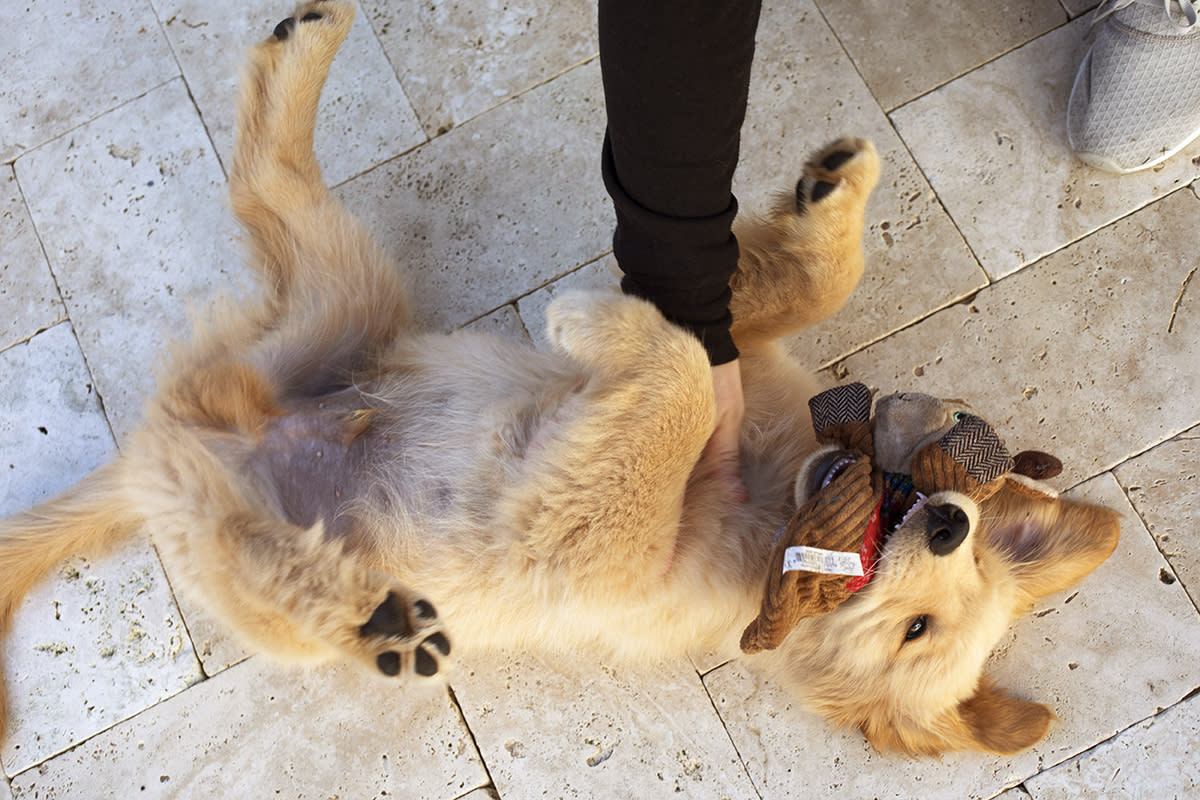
[904,615,928,642]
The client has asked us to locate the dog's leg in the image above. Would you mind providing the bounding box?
[506,291,715,585]
[229,1,410,395]
[728,137,881,350]
[198,513,450,679]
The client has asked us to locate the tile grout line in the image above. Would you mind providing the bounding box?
[694,665,765,800]
[443,684,502,800]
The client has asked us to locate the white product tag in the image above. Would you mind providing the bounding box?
[782,546,864,577]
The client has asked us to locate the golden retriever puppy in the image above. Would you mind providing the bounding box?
[0,0,1119,756]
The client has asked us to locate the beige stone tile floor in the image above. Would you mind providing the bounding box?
[1,0,1198,797]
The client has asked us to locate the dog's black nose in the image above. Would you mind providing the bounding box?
[926,503,970,556]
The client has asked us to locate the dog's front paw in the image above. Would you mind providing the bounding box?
[794,137,880,212]
[268,0,354,50]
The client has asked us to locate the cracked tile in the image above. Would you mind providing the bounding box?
[451,652,756,799]
[8,660,488,799]
[891,17,1200,279]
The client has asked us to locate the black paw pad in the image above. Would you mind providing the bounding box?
[424,631,451,656]
[414,599,437,620]
[273,17,296,40]
[810,180,837,202]
[360,592,414,639]
[301,12,323,21]
[820,150,856,171]
[414,646,439,677]
[377,651,401,676]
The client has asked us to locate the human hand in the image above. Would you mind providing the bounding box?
[703,359,748,502]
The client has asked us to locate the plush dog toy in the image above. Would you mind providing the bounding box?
[740,383,1061,653]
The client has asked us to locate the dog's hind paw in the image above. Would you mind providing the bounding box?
[357,585,451,679]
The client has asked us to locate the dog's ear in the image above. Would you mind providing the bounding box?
[978,480,1121,602]
[859,680,1055,755]
[954,680,1057,754]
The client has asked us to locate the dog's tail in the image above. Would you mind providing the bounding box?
[0,461,141,743]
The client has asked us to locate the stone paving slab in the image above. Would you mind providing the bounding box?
[1,325,202,774]
[820,0,1066,111]
[1019,693,1200,800]
[337,60,609,331]
[823,187,1200,488]
[15,78,247,442]
[891,16,1200,280]
[1115,426,1200,610]
[0,170,64,353]
[7,660,489,800]
[361,0,597,138]
[0,324,112,519]
[0,1,178,163]
[451,651,757,799]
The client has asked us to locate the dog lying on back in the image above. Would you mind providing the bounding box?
[0,1,1120,756]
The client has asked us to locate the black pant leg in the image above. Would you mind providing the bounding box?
[599,0,763,366]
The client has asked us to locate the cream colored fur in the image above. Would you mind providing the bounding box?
[0,1,1120,756]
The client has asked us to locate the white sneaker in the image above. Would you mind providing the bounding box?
[1068,0,1200,173]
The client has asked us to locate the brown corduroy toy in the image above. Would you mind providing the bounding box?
[740,383,1060,654]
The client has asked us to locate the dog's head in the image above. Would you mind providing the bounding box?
[756,384,1120,755]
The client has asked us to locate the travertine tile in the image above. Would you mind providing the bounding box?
[451,652,757,799]
[337,61,610,331]
[740,2,986,367]
[457,788,499,800]
[0,2,178,162]
[706,474,1200,798]
[3,540,203,776]
[157,0,425,186]
[891,17,1200,280]
[823,188,1200,488]
[464,303,532,343]
[8,660,489,799]
[1,325,203,774]
[0,773,11,800]
[1022,694,1200,799]
[0,169,64,353]
[0,324,111,518]
[819,0,1065,110]
[515,256,619,348]
[1115,426,1200,608]
[361,0,597,137]
[16,79,247,441]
